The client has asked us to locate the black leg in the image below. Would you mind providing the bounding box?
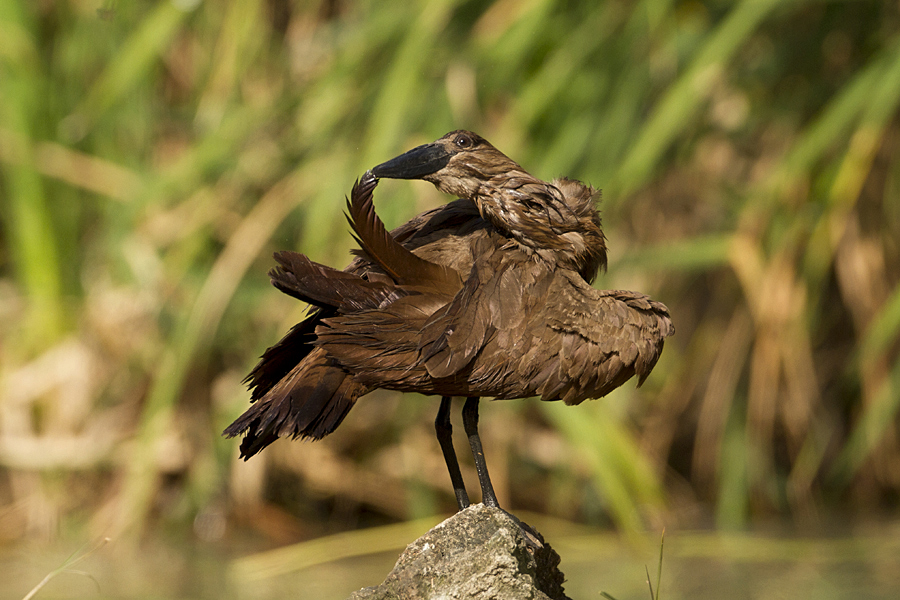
[462,397,499,508]
[435,396,470,510]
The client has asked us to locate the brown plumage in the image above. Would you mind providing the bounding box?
[223,179,488,457]
[319,131,671,403]
[224,130,673,510]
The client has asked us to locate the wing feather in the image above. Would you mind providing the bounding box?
[269,251,396,311]
[346,173,462,292]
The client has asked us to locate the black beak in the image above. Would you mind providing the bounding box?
[372,143,451,179]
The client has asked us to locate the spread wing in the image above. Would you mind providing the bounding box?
[417,261,673,404]
[318,260,673,404]
[417,241,551,379]
[521,272,675,404]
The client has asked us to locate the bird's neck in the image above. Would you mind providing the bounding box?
[474,175,606,277]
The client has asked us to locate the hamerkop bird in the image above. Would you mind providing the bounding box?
[224,130,673,510]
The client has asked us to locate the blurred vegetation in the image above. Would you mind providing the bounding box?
[0,0,898,553]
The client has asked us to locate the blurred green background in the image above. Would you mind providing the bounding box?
[1,0,899,597]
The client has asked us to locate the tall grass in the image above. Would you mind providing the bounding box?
[0,0,898,543]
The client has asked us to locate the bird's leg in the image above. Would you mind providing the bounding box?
[462,397,500,508]
[435,396,470,510]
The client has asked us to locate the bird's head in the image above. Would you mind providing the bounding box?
[371,130,520,199]
[372,131,607,280]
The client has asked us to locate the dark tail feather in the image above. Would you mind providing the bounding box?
[244,309,325,402]
[224,347,368,459]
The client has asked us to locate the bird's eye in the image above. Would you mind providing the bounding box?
[455,134,472,149]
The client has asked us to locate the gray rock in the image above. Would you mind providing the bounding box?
[348,504,571,600]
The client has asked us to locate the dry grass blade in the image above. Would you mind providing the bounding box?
[599,529,665,600]
[0,129,141,201]
[20,538,110,600]
[653,529,665,600]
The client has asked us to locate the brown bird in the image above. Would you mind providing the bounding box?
[225,131,673,510]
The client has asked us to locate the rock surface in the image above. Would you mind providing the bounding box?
[348,504,571,600]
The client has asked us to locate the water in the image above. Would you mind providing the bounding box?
[4,520,899,599]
